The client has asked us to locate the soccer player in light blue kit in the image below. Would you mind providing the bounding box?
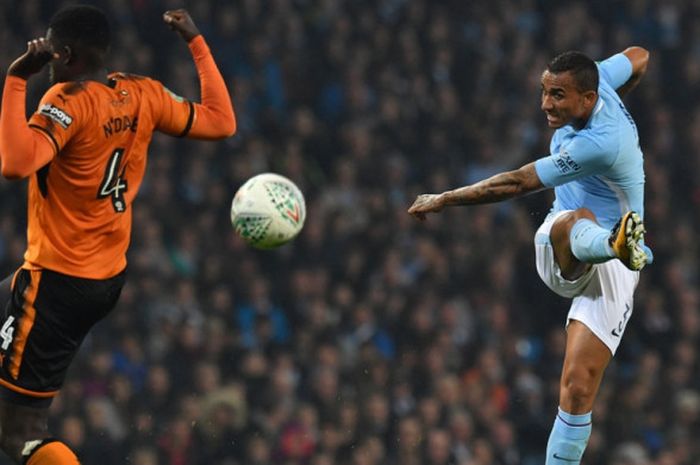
[408,47,651,464]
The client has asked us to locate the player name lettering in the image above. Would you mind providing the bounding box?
[103,115,138,138]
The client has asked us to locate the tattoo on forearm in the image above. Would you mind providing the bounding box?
[445,163,542,206]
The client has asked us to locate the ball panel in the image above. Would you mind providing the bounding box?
[230,172,305,249]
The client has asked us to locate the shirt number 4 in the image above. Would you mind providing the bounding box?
[0,316,15,351]
[98,148,128,213]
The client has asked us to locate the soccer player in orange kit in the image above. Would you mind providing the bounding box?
[0,6,235,464]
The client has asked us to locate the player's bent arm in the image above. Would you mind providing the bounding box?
[617,46,649,98]
[186,35,236,139]
[442,162,546,206]
[623,46,649,77]
[0,76,55,179]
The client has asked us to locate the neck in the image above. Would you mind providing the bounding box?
[71,68,110,85]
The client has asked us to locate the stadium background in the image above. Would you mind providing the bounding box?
[0,0,698,464]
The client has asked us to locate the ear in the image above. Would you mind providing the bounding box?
[61,45,73,65]
[583,90,597,108]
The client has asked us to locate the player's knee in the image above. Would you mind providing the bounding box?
[551,208,600,249]
[554,208,597,231]
[561,367,597,406]
[572,207,597,222]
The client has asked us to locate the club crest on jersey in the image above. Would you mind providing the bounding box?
[39,103,73,129]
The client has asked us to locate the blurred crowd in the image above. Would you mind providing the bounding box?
[0,0,699,464]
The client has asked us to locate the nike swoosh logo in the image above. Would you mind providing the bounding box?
[552,453,579,462]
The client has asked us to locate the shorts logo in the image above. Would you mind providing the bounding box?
[39,104,73,128]
[611,303,632,338]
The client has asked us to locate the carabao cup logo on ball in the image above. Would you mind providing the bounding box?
[264,179,304,227]
[231,173,306,249]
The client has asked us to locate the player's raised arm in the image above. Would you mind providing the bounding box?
[0,38,58,179]
[164,9,236,139]
[616,46,649,98]
[407,162,546,221]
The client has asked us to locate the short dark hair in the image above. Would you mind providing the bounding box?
[547,51,598,93]
[49,5,111,53]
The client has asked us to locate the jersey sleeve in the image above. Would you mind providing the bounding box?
[0,77,56,178]
[597,53,633,90]
[147,79,195,137]
[28,84,84,154]
[185,36,236,139]
[534,134,617,187]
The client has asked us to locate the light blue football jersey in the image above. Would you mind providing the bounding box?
[534,53,644,229]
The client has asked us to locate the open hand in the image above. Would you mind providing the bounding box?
[8,38,59,80]
[163,9,200,42]
[408,193,446,221]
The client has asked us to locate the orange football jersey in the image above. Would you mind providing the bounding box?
[25,74,194,279]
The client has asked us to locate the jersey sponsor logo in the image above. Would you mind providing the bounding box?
[553,150,581,175]
[39,103,73,128]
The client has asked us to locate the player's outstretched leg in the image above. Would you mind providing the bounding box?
[551,208,651,278]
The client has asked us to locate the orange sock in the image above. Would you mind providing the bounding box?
[23,440,80,465]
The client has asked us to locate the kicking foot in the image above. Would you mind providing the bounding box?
[609,211,650,271]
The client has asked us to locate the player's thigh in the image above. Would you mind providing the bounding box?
[0,269,125,406]
[567,259,639,356]
[534,211,596,298]
[550,208,597,280]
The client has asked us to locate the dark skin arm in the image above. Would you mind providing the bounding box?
[163,9,201,42]
[7,38,59,80]
[163,8,235,138]
[616,46,649,98]
[6,9,201,81]
[408,162,546,220]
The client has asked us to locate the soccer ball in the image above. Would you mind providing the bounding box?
[230,173,306,249]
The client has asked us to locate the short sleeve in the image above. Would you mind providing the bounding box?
[28,84,84,154]
[597,53,633,90]
[148,80,195,137]
[535,134,617,187]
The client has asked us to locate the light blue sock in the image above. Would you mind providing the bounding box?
[545,408,592,465]
[569,219,615,263]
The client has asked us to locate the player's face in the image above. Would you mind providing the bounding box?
[540,70,596,129]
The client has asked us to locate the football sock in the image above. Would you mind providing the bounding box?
[569,219,615,263]
[23,439,80,465]
[545,408,592,465]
